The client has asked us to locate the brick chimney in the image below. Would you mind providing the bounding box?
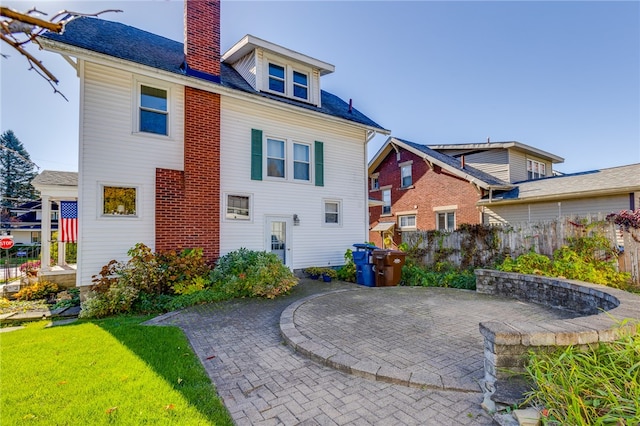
[184,0,220,81]
[156,0,221,261]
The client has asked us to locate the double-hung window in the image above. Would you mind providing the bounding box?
[323,200,341,226]
[293,71,308,100]
[437,211,455,231]
[139,85,168,135]
[268,63,286,94]
[267,138,286,178]
[527,159,546,180]
[370,173,379,191]
[398,214,416,230]
[293,143,310,181]
[401,164,412,188]
[382,188,391,215]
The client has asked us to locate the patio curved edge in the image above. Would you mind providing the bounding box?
[279,287,482,393]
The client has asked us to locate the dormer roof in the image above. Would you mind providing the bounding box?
[222,34,335,76]
[428,141,564,164]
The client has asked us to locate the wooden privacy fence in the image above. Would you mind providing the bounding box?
[402,216,640,285]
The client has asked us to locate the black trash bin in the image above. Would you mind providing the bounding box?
[352,243,377,287]
[372,249,407,286]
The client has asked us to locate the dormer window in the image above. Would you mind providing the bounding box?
[293,71,308,99]
[268,63,285,93]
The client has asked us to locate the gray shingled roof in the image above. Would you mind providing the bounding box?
[32,170,78,187]
[392,138,512,188]
[482,163,640,203]
[41,17,386,132]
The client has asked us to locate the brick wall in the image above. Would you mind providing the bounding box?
[369,149,482,246]
[155,0,221,262]
[184,0,220,77]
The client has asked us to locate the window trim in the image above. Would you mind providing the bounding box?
[400,163,413,188]
[133,78,171,138]
[266,137,286,179]
[224,193,253,221]
[99,183,140,219]
[370,173,380,191]
[436,211,456,231]
[381,186,392,216]
[292,141,311,182]
[398,214,417,230]
[263,135,315,184]
[527,158,547,180]
[263,53,313,103]
[322,199,342,227]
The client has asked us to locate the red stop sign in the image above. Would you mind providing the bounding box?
[0,238,14,249]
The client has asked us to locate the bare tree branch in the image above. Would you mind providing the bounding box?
[1,6,122,100]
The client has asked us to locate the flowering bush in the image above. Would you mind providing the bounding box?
[606,209,640,231]
[15,280,59,301]
[19,260,41,276]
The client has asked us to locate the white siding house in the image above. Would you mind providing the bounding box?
[40,6,388,286]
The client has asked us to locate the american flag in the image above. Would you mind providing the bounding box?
[60,201,78,243]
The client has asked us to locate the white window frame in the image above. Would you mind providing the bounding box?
[322,199,342,227]
[436,211,456,231]
[263,54,312,103]
[381,187,392,216]
[398,214,417,230]
[264,135,313,184]
[292,142,311,182]
[99,184,140,219]
[133,79,171,138]
[400,162,413,188]
[370,173,379,191]
[527,159,546,180]
[225,193,252,221]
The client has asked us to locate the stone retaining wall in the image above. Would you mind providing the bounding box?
[475,269,640,384]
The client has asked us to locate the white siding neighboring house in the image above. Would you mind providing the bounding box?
[479,163,640,225]
[39,4,388,286]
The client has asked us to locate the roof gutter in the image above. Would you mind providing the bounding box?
[477,186,640,206]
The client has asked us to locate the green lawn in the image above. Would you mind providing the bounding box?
[1,316,233,425]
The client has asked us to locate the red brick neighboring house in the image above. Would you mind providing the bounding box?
[368,137,512,247]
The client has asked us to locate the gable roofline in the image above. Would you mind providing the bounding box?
[38,17,388,135]
[478,163,640,206]
[428,141,564,164]
[222,34,335,75]
[368,137,513,190]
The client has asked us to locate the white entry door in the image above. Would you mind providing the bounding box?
[265,216,292,268]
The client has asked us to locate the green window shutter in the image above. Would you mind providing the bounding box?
[251,129,263,181]
[315,141,324,187]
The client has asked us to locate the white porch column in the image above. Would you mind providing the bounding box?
[40,195,51,271]
[57,230,65,266]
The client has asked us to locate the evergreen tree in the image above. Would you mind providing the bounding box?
[0,130,38,209]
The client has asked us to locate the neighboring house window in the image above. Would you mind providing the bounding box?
[527,159,546,180]
[370,173,379,191]
[267,138,286,178]
[382,189,391,215]
[31,231,40,244]
[401,164,412,188]
[293,143,310,181]
[51,211,59,220]
[268,63,285,93]
[398,214,416,230]
[437,211,455,231]
[139,85,168,135]
[226,194,251,220]
[323,200,341,225]
[102,186,137,216]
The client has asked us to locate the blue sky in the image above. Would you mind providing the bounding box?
[1,1,639,174]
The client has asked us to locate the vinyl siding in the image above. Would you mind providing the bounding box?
[220,96,367,269]
[465,150,510,182]
[231,52,257,90]
[483,194,630,225]
[77,62,184,286]
[510,150,552,183]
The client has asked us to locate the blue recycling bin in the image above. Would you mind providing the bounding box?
[353,243,378,287]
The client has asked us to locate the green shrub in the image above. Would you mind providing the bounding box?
[172,275,210,295]
[337,248,356,282]
[497,235,631,288]
[400,260,476,290]
[79,281,139,319]
[15,280,59,301]
[210,248,298,299]
[52,288,80,309]
[525,328,640,425]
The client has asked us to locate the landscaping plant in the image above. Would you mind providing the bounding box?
[209,248,298,298]
[14,280,59,301]
[525,327,640,425]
